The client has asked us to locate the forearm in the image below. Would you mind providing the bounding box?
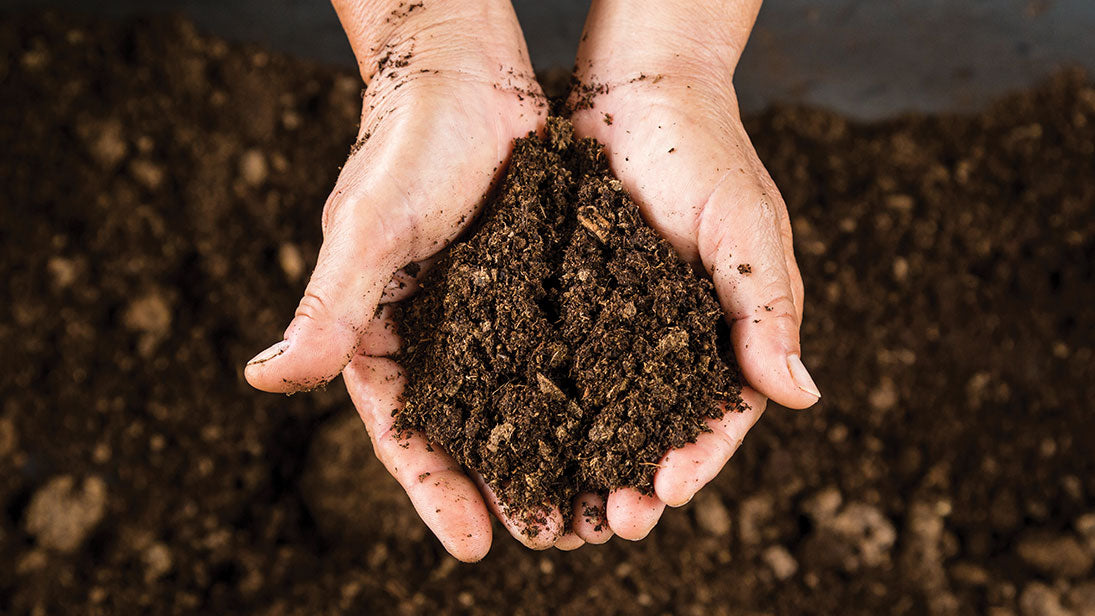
[580,0,762,77]
[331,0,530,84]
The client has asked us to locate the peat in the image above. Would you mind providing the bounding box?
[395,118,742,524]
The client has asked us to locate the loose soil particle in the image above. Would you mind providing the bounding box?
[395,118,742,525]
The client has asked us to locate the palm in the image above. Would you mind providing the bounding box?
[572,77,790,267]
[339,70,547,266]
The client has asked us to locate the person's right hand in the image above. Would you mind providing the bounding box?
[242,0,589,561]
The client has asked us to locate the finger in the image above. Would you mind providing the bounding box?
[606,488,665,541]
[472,472,564,551]
[554,531,585,552]
[380,257,437,304]
[572,492,613,544]
[357,304,400,357]
[343,355,492,562]
[696,181,819,409]
[779,214,805,324]
[654,387,767,507]
[245,190,406,392]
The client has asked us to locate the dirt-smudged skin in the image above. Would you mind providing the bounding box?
[396,118,743,528]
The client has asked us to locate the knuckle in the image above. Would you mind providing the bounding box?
[738,284,801,340]
[779,213,795,246]
[761,289,798,318]
[372,212,415,256]
[325,194,416,261]
[294,289,334,323]
[320,192,353,235]
[766,303,801,337]
[790,265,806,302]
[375,429,416,483]
[739,390,769,414]
[371,432,397,470]
[791,273,806,319]
[707,427,741,463]
[700,195,790,272]
[751,194,781,228]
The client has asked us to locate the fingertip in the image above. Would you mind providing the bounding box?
[380,270,421,304]
[554,532,585,552]
[786,354,821,406]
[655,389,767,506]
[519,508,565,551]
[572,493,613,544]
[380,258,437,304]
[732,321,819,409]
[654,449,707,507]
[407,469,494,562]
[472,473,564,550]
[245,343,340,394]
[244,339,292,391]
[437,518,493,563]
[606,489,665,541]
[438,519,493,563]
[245,314,361,393]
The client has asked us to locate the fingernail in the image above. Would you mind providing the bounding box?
[787,354,821,399]
[247,340,290,366]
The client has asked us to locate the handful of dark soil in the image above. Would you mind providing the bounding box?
[396,118,743,526]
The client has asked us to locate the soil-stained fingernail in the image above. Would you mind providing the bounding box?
[787,354,821,399]
[247,340,290,366]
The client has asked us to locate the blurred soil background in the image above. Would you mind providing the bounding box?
[1,10,1094,616]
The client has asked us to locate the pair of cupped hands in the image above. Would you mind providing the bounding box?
[245,0,819,561]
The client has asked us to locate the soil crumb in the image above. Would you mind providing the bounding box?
[396,118,742,524]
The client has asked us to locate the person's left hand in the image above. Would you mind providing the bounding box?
[566,0,820,540]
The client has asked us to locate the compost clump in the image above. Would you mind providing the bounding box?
[396,118,744,526]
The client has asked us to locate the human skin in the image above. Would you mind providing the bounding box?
[245,0,819,558]
[569,0,820,538]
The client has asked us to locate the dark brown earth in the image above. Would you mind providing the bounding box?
[2,11,1095,616]
[396,117,741,525]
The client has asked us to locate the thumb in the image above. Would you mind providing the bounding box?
[697,180,819,409]
[245,193,406,393]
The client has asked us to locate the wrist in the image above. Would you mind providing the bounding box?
[578,0,761,79]
[333,0,530,84]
